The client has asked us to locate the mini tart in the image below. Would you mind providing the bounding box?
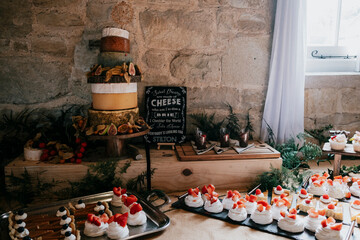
[318,196,339,210]
[297,189,313,202]
[296,198,317,213]
[325,203,343,221]
[271,187,292,206]
[350,200,360,222]
[254,189,268,202]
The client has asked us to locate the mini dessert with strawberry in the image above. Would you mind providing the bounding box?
[327,178,348,199]
[304,208,326,232]
[272,198,290,220]
[329,134,347,151]
[351,131,360,152]
[243,194,258,214]
[318,194,339,210]
[185,187,204,208]
[228,201,247,222]
[250,200,272,225]
[111,187,127,207]
[201,184,218,202]
[350,200,360,223]
[325,202,343,220]
[254,189,268,202]
[297,198,316,213]
[204,194,223,213]
[350,180,360,197]
[107,213,129,239]
[84,213,109,237]
[277,208,304,233]
[121,195,138,213]
[271,185,292,205]
[308,178,328,196]
[222,190,241,210]
[315,217,343,240]
[127,203,147,226]
[297,188,313,201]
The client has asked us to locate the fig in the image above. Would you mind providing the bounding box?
[128,62,136,76]
[135,64,142,75]
[95,65,103,76]
[108,123,118,136]
[118,124,129,134]
[99,125,110,135]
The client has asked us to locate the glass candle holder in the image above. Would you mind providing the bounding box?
[220,128,230,148]
[195,128,207,150]
[239,130,249,148]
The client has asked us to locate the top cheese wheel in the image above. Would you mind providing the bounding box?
[102,27,129,39]
[101,36,130,53]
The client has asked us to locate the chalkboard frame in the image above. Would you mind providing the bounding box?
[144,86,187,144]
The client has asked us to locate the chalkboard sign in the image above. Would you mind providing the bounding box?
[145,86,186,143]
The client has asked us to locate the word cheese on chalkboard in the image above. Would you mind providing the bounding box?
[145,86,186,143]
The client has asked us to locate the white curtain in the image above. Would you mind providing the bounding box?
[260,0,307,144]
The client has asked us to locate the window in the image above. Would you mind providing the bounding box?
[306,0,360,72]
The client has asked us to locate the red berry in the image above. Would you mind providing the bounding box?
[87,214,94,222]
[81,142,87,147]
[130,203,143,215]
[321,219,327,228]
[42,149,49,154]
[70,158,75,163]
[323,194,329,199]
[328,204,335,209]
[305,199,311,204]
[276,185,283,191]
[255,189,261,195]
[40,153,49,161]
[50,150,57,156]
[75,138,81,144]
[330,223,342,231]
[79,147,85,153]
[94,218,101,226]
[76,159,82,164]
[300,189,307,195]
[76,153,83,158]
[39,143,46,148]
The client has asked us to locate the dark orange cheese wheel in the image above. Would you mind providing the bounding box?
[100,36,130,53]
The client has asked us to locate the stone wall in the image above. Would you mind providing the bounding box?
[0,0,276,139]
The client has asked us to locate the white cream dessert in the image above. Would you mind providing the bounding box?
[329,134,347,151]
[250,201,273,225]
[327,179,346,199]
[201,184,218,202]
[228,201,247,222]
[244,194,258,214]
[56,207,68,218]
[315,217,343,240]
[185,187,204,208]
[304,208,326,232]
[254,189,268,201]
[351,131,360,152]
[350,180,360,197]
[274,185,284,195]
[278,208,304,233]
[272,198,288,220]
[204,194,223,213]
[111,186,128,207]
[297,198,316,213]
[308,179,328,196]
[84,214,108,237]
[75,199,85,209]
[107,212,129,239]
[222,190,241,210]
[121,195,138,213]
[128,203,147,226]
[350,200,360,222]
[298,188,311,199]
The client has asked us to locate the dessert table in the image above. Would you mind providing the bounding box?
[322,143,360,176]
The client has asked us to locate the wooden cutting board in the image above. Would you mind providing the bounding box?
[175,140,281,161]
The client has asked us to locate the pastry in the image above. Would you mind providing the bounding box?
[350,131,360,152]
[308,179,328,196]
[127,203,147,226]
[107,213,129,239]
[201,184,218,202]
[250,200,273,225]
[315,217,343,240]
[111,186,128,207]
[271,185,292,205]
[297,188,313,201]
[297,198,316,213]
[304,208,326,232]
[350,180,360,197]
[228,201,247,222]
[350,200,360,222]
[243,194,258,215]
[222,190,241,210]
[318,194,339,210]
[204,193,223,213]
[254,189,268,202]
[329,134,347,151]
[278,208,304,233]
[84,213,109,237]
[185,187,204,208]
[272,198,289,220]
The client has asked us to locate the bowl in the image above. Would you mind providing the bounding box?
[24,147,43,161]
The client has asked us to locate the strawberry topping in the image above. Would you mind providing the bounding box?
[100,213,109,222]
[249,195,257,203]
[257,200,268,207]
[321,219,327,228]
[305,199,312,204]
[345,192,351,199]
[130,203,143,215]
[318,209,326,216]
[113,187,127,197]
[257,204,264,212]
[334,175,342,180]
[327,204,335,210]
[330,223,342,231]
[300,189,307,195]
[265,205,271,211]
[94,218,101,226]
[210,196,218,204]
[289,208,297,215]
[124,195,138,207]
[273,197,279,203]
[322,194,329,200]
[311,176,319,182]
[87,214,102,226]
[255,189,262,195]
[353,200,360,205]
[87,213,94,222]
[188,188,200,198]
[307,208,318,218]
[280,193,287,199]
[288,214,296,220]
[276,185,283,191]
[327,179,333,186]
[115,212,128,227]
[227,190,234,198]
[327,217,335,224]
[280,211,286,218]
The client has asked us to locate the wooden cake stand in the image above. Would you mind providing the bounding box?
[87,129,150,157]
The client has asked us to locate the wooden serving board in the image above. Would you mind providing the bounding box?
[176,141,280,161]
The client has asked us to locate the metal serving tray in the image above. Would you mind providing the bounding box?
[0,191,170,239]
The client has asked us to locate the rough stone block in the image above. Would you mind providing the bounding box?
[86,1,113,23]
[221,36,271,88]
[0,57,70,104]
[33,0,83,8]
[305,88,340,118]
[143,49,175,73]
[13,42,28,52]
[31,38,67,56]
[187,87,241,109]
[139,9,215,49]
[227,0,266,9]
[340,88,360,113]
[170,54,221,88]
[37,11,84,27]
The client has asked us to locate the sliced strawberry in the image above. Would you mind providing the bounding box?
[305,199,312,204]
[188,188,198,198]
[323,172,329,178]
[280,193,287,199]
[313,173,320,178]
[233,190,241,197]
[232,203,237,209]
[288,214,296,220]
[265,205,271,211]
[311,176,319,182]
[307,208,318,218]
[327,204,335,210]
[282,198,291,207]
[255,189,261,195]
[116,213,128,227]
[238,202,245,209]
[300,189,307,195]
[257,204,264,212]
[94,217,101,226]
[201,185,208,194]
[313,181,321,187]
[194,187,200,195]
[289,208,297,214]
[210,196,218,204]
[207,184,215,194]
[318,209,326,216]
[352,177,359,182]
[327,179,333,186]
[334,175,342,180]
[245,194,250,201]
[280,211,286,218]
[353,200,360,205]
[113,187,122,196]
[275,199,284,207]
[108,216,115,224]
[330,223,342,231]
[87,214,95,223]
[343,176,350,183]
[204,193,211,201]
[322,194,329,200]
[327,217,335,224]
[345,192,351,199]
[121,195,127,203]
[124,195,138,207]
[321,219,327,228]
[320,179,325,185]
[273,197,279,203]
[276,185,283,191]
[257,200,268,207]
[130,203,143,215]
[121,188,127,195]
[249,195,257,203]
[227,190,234,198]
[100,213,109,222]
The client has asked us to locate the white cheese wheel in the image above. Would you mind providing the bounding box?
[102,27,129,39]
[91,83,137,94]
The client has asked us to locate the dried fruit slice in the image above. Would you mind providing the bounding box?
[107,123,118,136]
[98,125,110,135]
[128,62,136,76]
[117,124,129,134]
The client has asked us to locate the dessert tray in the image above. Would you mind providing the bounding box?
[0,191,170,240]
[172,184,358,240]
